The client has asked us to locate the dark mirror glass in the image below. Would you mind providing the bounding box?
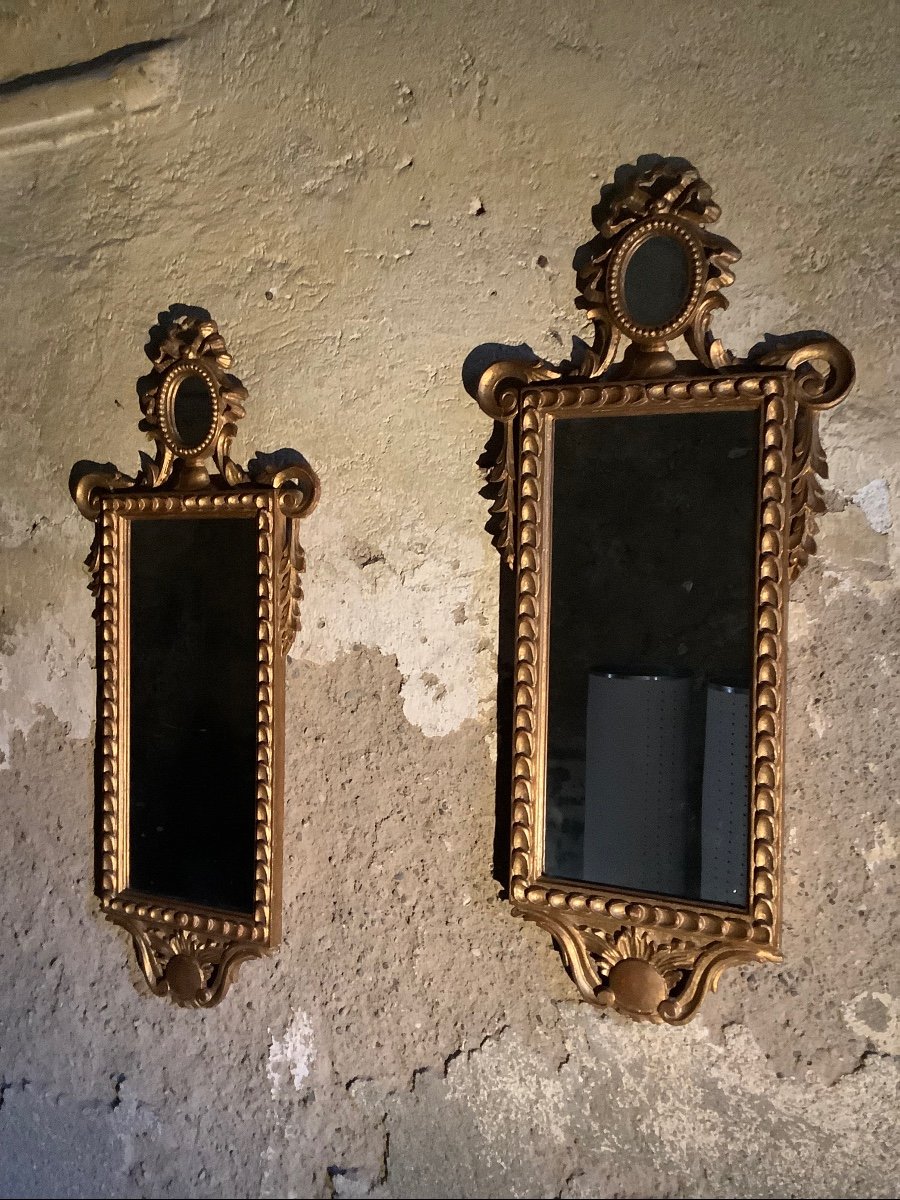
[128,517,259,913]
[171,373,216,449]
[623,234,692,329]
[544,410,760,906]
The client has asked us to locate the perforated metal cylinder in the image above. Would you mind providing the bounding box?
[700,684,751,905]
[582,672,692,897]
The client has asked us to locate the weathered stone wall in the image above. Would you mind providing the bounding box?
[0,2,896,1196]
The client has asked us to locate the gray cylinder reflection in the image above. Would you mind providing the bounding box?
[700,684,750,905]
[582,671,693,897]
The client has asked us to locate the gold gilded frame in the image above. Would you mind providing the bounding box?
[475,159,854,1023]
[71,311,319,1006]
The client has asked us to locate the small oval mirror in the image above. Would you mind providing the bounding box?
[623,234,692,330]
[171,373,216,451]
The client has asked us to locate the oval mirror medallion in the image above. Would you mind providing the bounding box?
[171,372,217,451]
[623,234,692,330]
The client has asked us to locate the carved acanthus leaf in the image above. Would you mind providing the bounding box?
[482,424,516,567]
[747,334,854,579]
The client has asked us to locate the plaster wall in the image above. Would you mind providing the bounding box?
[0,2,897,1196]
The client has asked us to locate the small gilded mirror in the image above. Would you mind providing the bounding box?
[71,310,319,1006]
[168,369,218,450]
[473,159,854,1023]
[621,234,693,329]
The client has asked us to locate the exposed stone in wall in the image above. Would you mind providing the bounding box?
[0,1,897,1196]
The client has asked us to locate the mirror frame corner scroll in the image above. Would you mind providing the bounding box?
[473,158,855,1024]
[70,310,320,1007]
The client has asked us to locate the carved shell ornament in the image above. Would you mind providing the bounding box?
[474,158,854,1023]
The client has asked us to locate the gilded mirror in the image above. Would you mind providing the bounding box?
[71,310,319,1006]
[474,159,854,1023]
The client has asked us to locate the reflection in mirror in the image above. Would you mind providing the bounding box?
[129,516,258,913]
[623,234,692,329]
[172,373,216,449]
[544,410,759,906]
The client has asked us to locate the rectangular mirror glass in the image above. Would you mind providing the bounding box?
[128,515,260,914]
[544,409,760,906]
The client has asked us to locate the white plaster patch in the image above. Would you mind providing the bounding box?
[0,496,36,550]
[267,1010,316,1097]
[807,700,827,740]
[861,820,898,872]
[439,1026,575,1187]
[0,604,93,767]
[842,991,900,1055]
[850,478,891,535]
[292,511,494,738]
[788,600,811,641]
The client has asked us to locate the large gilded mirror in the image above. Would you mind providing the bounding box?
[71,311,319,1007]
[474,159,854,1023]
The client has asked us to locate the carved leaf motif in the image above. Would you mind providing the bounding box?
[684,293,736,370]
[592,927,695,978]
[789,408,828,579]
[278,532,308,656]
[560,330,621,381]
[483,424,516,567]
[747,334,854,580]
[599,160,721,240]
[84,528,103,610]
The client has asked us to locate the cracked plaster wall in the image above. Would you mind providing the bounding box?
[0,1,897,1197]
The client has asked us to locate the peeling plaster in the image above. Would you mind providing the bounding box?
[294,511,494,737]
[0,604,93,767]
[861,820,898,873]
[383,1013,900,1199]
[0,496,38,550]
[842,991,900,1056]
[268,1010,316,1097]
[851,478,892,535]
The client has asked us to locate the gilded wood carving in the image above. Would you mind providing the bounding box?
[71,311,319,1007]
[474,159,854,1023]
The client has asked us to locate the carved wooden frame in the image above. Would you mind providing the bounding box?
[71,312,319,1006]
[475,159,854,1023]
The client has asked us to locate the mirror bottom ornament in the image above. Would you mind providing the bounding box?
[520,912,778,1024]
[120,920,265,1008]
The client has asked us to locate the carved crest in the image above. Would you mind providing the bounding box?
[478,157,854,578]
[136,312,251,489]
[574,158,742,375]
